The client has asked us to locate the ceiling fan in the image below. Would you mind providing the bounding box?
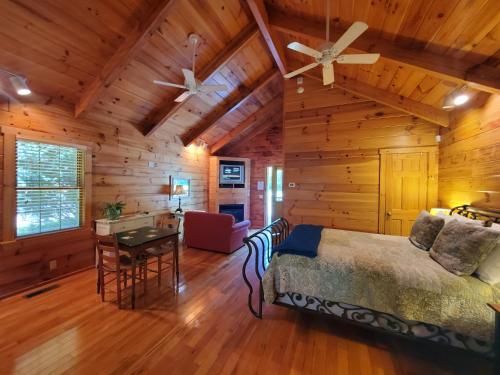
[153,33,228,102]
[283,2,380,85]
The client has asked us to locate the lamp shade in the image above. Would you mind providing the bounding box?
[172,184,186,196]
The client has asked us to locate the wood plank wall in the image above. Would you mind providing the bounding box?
[0,98,208,297]
[283,79,439,232]
[438,94,500,209]
[218,123,283,228]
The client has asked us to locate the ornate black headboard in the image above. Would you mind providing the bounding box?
[450,205,500,224]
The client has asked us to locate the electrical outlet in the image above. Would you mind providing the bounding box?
[49,260,57,271]
[288,182,296,188]
[148,161,158,168]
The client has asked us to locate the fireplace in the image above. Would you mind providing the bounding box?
[219,204,244,223]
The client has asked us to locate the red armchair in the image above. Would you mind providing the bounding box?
[184,211,251,254]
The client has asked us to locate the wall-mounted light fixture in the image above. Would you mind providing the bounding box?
[0,68,32,96]
[442,86,469,110]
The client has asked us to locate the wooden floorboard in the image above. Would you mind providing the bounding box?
[0,246,493,375]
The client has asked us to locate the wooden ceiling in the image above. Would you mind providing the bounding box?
[0,0,499,152]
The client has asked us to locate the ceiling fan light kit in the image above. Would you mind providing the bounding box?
[0,67,32,96]
[283,2,380,86]
[442,86,470,110]
[153,33,228,102]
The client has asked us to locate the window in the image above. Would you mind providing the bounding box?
[16,140,85,237]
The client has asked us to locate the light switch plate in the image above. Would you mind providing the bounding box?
[257,181,264,190]
[49,260,57,271]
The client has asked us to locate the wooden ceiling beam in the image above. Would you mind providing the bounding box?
[74,0,175,118]
[247,0,287,75]
[269,8,500,95]
[181,69,280,146]
[143,22,259,136]
[210,95,282,154]
[291,61,449,127]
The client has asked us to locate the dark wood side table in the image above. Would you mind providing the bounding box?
[116,226,179,308]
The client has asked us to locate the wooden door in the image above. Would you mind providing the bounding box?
[379,148,438,235]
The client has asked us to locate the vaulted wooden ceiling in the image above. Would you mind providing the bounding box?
[0,0,498,153]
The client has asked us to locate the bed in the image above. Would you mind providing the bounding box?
[242,205,500,359]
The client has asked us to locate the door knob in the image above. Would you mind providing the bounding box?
[386,212,392,217]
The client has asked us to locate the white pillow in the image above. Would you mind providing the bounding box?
[476,223,500,286]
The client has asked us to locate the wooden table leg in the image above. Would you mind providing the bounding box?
[175,236,179,291]
[131,254,136,309]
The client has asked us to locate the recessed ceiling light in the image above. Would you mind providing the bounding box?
[453,94,469,106]
[9,76,31,96]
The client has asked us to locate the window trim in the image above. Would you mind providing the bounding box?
[1,126,92,243]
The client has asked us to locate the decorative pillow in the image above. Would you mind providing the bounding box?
[409,211,445,250]
[430,220,500,276]
[475,223,500,286]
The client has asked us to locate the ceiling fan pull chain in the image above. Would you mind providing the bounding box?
[192,37,197,76]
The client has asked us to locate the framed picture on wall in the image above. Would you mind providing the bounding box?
[170,177,190,198]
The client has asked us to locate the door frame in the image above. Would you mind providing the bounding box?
[378,146,438,234]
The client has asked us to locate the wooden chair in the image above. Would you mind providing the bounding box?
[94,232,147,308]
[146,214,180,288]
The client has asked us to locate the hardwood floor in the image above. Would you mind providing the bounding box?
[0,246,493,375]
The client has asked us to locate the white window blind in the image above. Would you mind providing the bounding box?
[16,140,84,237]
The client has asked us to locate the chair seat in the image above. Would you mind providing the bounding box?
[146,245,173,256]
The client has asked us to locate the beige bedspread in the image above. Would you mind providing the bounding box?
[262,228,500,341]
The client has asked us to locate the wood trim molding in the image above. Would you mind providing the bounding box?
[210,95,282,154]
[181,69,280,146]
[269,8,500,95]
[143,22,260,136]
[74,0,175,118]
[379,146,438,154]
[247,0,287,75]
[0,126,93,242]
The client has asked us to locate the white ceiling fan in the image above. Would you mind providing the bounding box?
[154,33,228,102]
[283,2,380,85]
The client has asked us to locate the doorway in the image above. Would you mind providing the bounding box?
[265,166,283,226]
[379,147,438,236]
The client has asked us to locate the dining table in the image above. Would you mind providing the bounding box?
[116,226,179,308]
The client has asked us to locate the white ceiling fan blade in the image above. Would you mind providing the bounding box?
[287,42,322,59]
[336,53,380,64]
[153,80,187,89]
[322,63,334,85]
[198,84,228,93]
[331,21,368,55]
[283,62,319,79]
[174,91,192,102]
[182,69,196,87]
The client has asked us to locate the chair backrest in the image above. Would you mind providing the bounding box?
[156,214,181,231]
[94,232,121,271]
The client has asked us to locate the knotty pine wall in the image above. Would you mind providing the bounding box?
[218,122,283,228]
[0,98,208,297]
[438,94,500,209]
[283,79,439,232]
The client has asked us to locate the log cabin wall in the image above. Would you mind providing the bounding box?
[283,79,440,232]
[0,98,208,297]
[438,95,500,210]
[217,123,283,228]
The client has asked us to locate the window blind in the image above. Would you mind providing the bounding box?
[16,140,84,237]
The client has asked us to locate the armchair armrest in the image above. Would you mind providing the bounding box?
[233,220,251,231]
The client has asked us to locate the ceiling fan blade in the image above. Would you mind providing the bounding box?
[287,42,322,59]
[198,84,228,93]
[153,80,187,89]
[182,69,197,87]
[174,91,192,103]
[336,53,380,64]
[322,63,334,85]
[331,21,368,55]
[283,62,319,79]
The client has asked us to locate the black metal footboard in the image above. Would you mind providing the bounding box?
[242,217,289,318]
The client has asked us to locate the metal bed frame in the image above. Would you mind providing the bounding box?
[242,205,500,363]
